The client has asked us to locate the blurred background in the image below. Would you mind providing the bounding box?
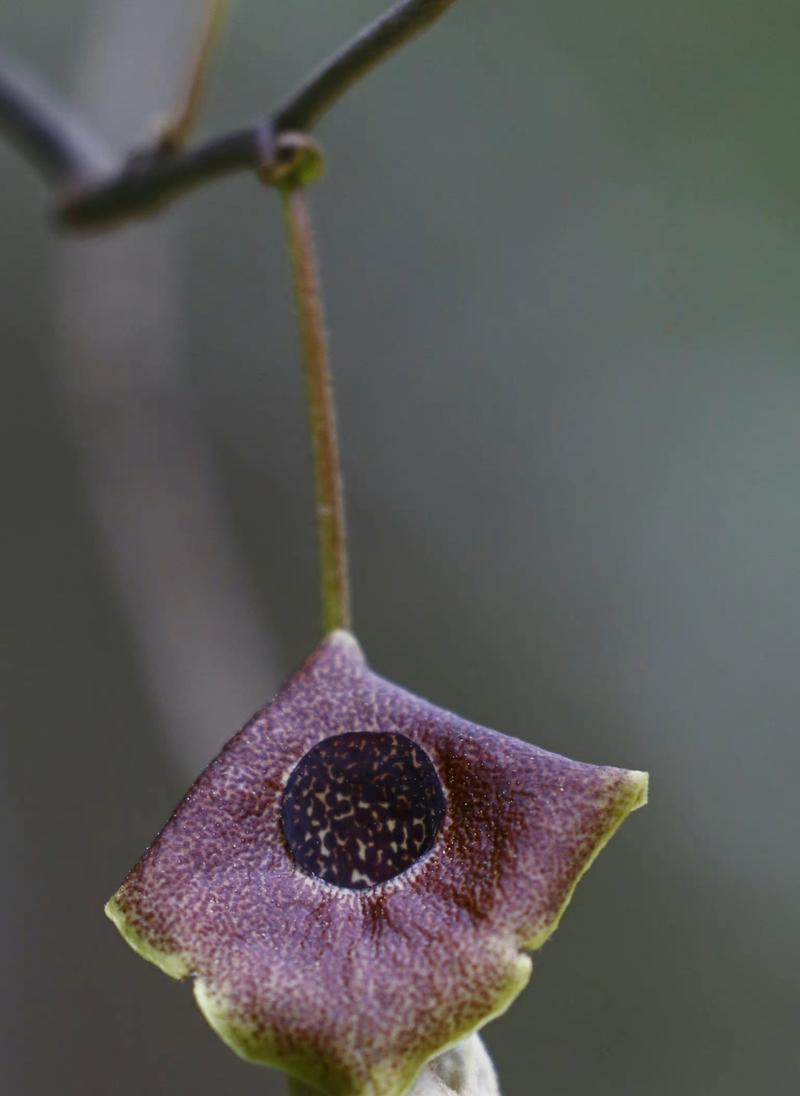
[1,2,798,1094]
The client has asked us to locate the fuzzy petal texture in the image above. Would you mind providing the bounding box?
[107,631,647,1096]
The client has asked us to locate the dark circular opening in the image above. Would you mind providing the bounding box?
[281,732,445,890]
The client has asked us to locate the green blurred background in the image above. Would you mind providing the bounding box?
[1,2,798,1094]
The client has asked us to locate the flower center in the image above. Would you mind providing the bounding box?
[281,732,445,890]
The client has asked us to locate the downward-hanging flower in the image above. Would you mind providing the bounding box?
[107,631,647,1096]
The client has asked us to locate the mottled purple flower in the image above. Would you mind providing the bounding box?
[107,631,647,1095]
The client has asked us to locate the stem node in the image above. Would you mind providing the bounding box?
[259,130,325,189]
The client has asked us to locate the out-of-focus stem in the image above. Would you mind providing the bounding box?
[0,48,111,184]
[281,184,351,635]
[55,0,278,772]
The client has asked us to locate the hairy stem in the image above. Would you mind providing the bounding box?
[281,184,351,635]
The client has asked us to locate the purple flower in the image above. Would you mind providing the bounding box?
[107,631,647,1095]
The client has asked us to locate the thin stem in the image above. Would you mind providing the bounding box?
[281,185,351,635]
[158,0,232,152]
[273,0,459,131]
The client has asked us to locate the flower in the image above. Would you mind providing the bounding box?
[106,631,647,1096]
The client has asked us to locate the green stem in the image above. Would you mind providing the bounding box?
[281,183,351,635]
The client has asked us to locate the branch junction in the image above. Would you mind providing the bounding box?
[0,1,458,229]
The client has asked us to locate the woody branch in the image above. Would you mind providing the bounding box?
[0,1,458,229]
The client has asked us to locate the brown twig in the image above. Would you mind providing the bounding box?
[156,0,232,152]
[0,1,458,228]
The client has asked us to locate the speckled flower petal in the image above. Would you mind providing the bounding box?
[106,631,647,1096]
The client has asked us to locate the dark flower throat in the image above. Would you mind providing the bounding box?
[281,732,445,889]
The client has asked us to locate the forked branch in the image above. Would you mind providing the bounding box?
[0,1,458,229]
